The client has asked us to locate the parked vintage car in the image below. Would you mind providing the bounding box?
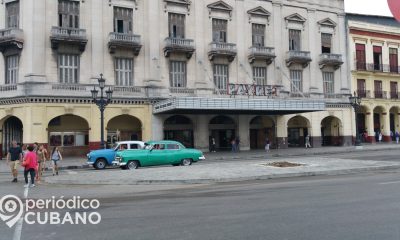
[112,140,205,170]
[86,141,145,169]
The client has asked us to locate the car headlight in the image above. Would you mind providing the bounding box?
[87,153,91,159]
[115,156,122,162]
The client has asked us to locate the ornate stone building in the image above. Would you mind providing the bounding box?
[0,0,353,156]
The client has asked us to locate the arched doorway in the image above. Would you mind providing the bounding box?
[164,115,194,148]
[107,115,142,146]
[249,116,275,149]
[2,116,23,157]
[390,107,399,141]
[209,116,236,151]
[321,116,343,146]
[48,115,89,156]
[287,116,310,147]
[373,106,385,141]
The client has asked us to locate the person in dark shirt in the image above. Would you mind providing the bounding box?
[6,140,22,182]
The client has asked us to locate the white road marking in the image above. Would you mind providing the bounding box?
[379,180,400,185]
[13,187,29,240]
[66,170,77,175]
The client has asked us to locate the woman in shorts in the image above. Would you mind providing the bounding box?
[50,146,62,176]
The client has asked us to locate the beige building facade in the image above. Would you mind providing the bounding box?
[0,0,353,156]
[348,14,400,143]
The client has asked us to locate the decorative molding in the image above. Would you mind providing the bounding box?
[109,0,139,9]
[285,13,306,29]
[207,1,233,20]
[164,0,191,14]
[247,6,271,24]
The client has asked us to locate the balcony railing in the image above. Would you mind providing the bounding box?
[208,42,237,62]
[164,37,195,59]
[355,61,400,74]
[248,46,276,64]
[0,28,24,51]
[50,26,87,51]
[390,91,399,99]
[0,84,17,92]
[357,90,367,98]
[169,87,196,95]
[108,32,142,55]
[374,90,384,99]
[286,50,312,67]
[319,53,343,69]
[109,32,141,44]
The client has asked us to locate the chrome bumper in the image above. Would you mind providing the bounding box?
[112,161,126,166]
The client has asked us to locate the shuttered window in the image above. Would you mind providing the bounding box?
[389,48,398,73]
[5,55,19,85]
[169,13,185,38]
[289,29,301,51]
[114,7,133,34]
[323,72,334,94]
[355,44,366,70]
[373,46,382,71]
[390,81,398,94]
[169,61,187,88]
[374,80,383,98]
[253,67,267,85]
[6,1,19,28]
[252,24,265,47]
[58,0,79,28]
[58,54,79,84]
[212,19,227,43]
[357,79,366,97]
[213,64,229,90]
[290,70,302,92]
[115,58,133,86]
[321,33,332,53]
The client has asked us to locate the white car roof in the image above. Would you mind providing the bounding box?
[116,141,145,145]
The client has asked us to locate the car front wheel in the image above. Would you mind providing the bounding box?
[127,161,139,170]
[181,158,192,166]
[94,159,107,170]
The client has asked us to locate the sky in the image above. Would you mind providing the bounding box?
[345,0,392,16]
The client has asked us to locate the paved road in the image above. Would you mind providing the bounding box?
[2,170,400,240]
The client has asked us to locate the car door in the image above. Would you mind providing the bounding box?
[147,144,167,166]
[166,144,182,164]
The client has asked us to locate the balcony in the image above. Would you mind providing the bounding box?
[208,42,237,62]
[0,28,24,53]
[319,53,343,69]
[355,61,400,74]
[374,91,384,99]
[50,26,88,52]
[248,46,276,64]
[390,91,399,99]
[164,38,195,59]
[357,90,367,98]
[108,32,142,56]
[286,50,312,68]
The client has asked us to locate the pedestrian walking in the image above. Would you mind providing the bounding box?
[305,135,312,148]
[235,137,240,152]
[265,138,270,152]
[36,144,48,182]
[231,139,236,152]
[6,141,22,183]
[210,137,216,152]
[378,132,383,143]
[396,131,399,144]
[21,145,38,188]
[50,147,62,176]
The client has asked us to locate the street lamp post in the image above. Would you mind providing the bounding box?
[91,74,113,149]
[349,92,362,146]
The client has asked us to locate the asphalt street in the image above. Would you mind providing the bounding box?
[1,149,400,240]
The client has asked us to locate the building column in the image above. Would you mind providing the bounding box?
[338,13,350,94]
[310,114,322,148]
[307,9,318,94]
[194,115,209,152]
[366,112,375,143]
[382,112,391,142]
[276,116,288,149]
[151,115,164,142]
[237,115,250,151]
[89,107,101,150]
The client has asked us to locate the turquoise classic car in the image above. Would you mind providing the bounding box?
[112,140,205,170]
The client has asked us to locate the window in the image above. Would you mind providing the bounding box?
[323,72,334,94]
[355,44,366,70]
[114,7,133,34]
[115,58,133,86]
[130,144,140,149]
[169,13,185,38]
[252,24,265,47]
[253,67,267,85]
[166,144,180,150]
[58,54,79,84]
[390,48,398,73]
[5,55,19,85]
[58,0,79,28]
[390,81,398,99]
[321,33,332,53]
[49,131,88,147]
[290,70,302,92]
[357,79,366,97]
[373,46,382,71]
[6,1,19,28]
[212,19,227,43]
[374,80,383,98]
[213,64,229,91]
[289,29,301,51]
[169,61,187,88]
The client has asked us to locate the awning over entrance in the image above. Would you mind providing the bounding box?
[153,97,326,114]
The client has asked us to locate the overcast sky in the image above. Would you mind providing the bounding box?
[345,0,392,16]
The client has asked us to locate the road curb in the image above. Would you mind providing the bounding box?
[44,164,400,185]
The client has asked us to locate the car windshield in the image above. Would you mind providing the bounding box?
[144,144,153,150]
[112,143,119,150]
